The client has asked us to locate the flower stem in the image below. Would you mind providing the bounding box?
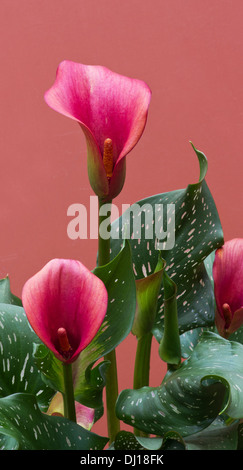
[133,332,153,436]
[104,348,120,442]
[62,362,76,422]
[98,198,112,266]
[98,198,120,443]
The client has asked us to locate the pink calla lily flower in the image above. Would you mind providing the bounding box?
[213,238,243,337]
[46,392,95,430]
[44,60,151,201]
[22,259,108,363]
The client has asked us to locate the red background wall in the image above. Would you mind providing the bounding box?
[0,0,243,437]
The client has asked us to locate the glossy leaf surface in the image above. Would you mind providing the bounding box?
[110,144,224,340]
[0,303,53,410]
[116,332,243,436]
[0,393,108,450]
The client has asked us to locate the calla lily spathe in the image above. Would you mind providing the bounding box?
[47,392,95,430]
[44,61,151,201]
[22,259,108,363]
[213,238,243,337]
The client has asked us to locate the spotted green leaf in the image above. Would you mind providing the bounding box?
[112,419,239,451]
[0,304,53,410]
[112,430,185,451]
[0,393,108,450]
[113,431,145,450]
[116,332,243,437]
[110,144,224,339]
[184,416,239,450]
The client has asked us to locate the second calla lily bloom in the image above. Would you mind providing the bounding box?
[22,259,108,363]
[213,238,243,337]
[44,60,151,201]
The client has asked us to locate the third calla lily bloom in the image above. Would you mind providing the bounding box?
[213,238,243,337]
[22,259,108,363]
[44,61,151,201]
[47,392,95,430]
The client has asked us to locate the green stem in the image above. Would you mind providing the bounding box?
[104,348,120,441]
[98,198,112,266]
[62,362,76,422]
[133,332,153,436]
[98,197,120,443]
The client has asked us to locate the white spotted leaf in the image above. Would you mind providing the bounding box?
[0,303,53,410]
[184,416,239,450]
[116,332,243,437]
[0,393,108,450]
[110,144,224,340]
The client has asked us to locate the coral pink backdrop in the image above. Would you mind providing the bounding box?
[1,0,243,436]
